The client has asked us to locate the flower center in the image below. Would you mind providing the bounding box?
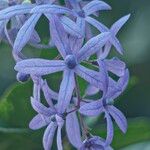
[65,55,77,69]
[77,10,85,18]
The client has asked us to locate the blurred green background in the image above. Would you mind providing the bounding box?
[0,0,150,149]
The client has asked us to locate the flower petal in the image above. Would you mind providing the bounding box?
[42,80,58,105]
[30,97,56,116]
[43,122,57,150]
[104,57,126,77]
[107,106,127,133]
[110,36,124,54]
[14,59,65,76]
[31,4,74,15]
[75,65,104,90]
[66,112,82,148]
[85,22,93,40]
[77,32,110,62]
[13,14,41,54]
[67,0,81,11]
[83,0,111,16]
[57,69,75,114]
[106,69,129,100]
[79,100,103,116]
[85,16,109,32]
[105,112,114,146]
[49,15,71,58]
[60,16,83,38]
[0,4,35,20]
[97,42,111,59]
[111,14,131,35]
[97,60,109,96]
[85,84,99,96]
[29,29,41,44]
[29,114,49,130]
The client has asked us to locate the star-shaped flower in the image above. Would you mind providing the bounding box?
[86,14,130,57]
[15,14,110,114]
[0,0,41,47]
[63,0,111,40]
[80,61,129,145]
[29,95,65,150]
[79,136,113,150]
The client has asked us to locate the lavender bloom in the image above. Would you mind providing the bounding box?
[29,95,65,150]
[15,14,111,113]
[85,57,126,96]
[86,14,130,57]
[79,136,113,150]
[0,0,131,149]
[0,0,41,47]
[80,61,129,144]
[12,1,75,59]
[63,0,111,40]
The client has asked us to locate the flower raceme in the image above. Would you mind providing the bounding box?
[0,0,130,150]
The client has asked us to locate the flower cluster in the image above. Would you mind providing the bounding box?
[0,0,130,149]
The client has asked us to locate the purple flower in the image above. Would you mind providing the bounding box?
[63,0,111,40]
[12,1,74,58]
[86,14,130,57]
[15,14,111,113]
[3,0,131,149]
[79,136,113,150]
[0,1,42,48]
[29,95,66,150]
[80,62,129,144]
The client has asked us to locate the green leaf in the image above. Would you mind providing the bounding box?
[0,81,44,149]
[121,142,150,150]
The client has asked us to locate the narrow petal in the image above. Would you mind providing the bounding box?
[104,57,126,77]
[57,126,63,150]
[42,80,58,105]
[97,42,111,59]
[77,32,110,62]
[14,59,65,76]
[85,16,109,32]
[60,16,83,38]
[29,30,41,44]
[0,21,4,34]
[68,17,85,54]
[97,60,109,96]
[0,4,35,20]
[106,69,129,100]
[79,100,103,116]
[67,0,81,11]
[110,36,124,54]
[111,14,131,35]
[69,36,84,55]
[43,122,57,150]
[57,69,75,114]
[85,84,99,96]
[83,0,111,16]
[49,15,71,58]
[29,114,49,130]
[66,112,82,148]
[56,115,64,150]
[13,14,41,54]
[77,17,86,36]
[105,112,114,146]
[117,69,129,91]
[85,22,93,41]
[75,65,104,90]
[31,97,56,116]
[31,4,74,15]
[107,106,127,133]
